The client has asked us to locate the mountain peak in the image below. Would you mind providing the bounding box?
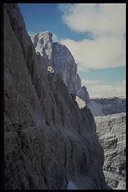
[36,31,53,39]
[31,31,81,94]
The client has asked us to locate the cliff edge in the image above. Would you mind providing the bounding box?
[4,4,109,190]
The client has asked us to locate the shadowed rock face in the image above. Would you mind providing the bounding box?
[4,4,109,190]
[31,32,81,94]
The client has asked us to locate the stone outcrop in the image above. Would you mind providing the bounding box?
[76,86,105,116]
[76,86,90,105]
[31,32,81,94]
[75,96,86,109]
[53,42,81,94]
[4,3,109,190]
[95,113,126,189]
[31,31,53,67]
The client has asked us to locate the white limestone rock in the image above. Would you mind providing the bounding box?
[30,32,81,94]
[76,86,104,116]
[31,31,53,66]
[47,66,54,73]
[76,86,90,105]
[53,42,81,93]
[75,96,86,109]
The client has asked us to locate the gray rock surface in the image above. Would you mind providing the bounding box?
[75,96,86,109]
[31,32,81,94]
[76,86,90,105]
[53,42,81,94]
[76,87,126,117]
[4,4,109,190]
[31,31,53,67]
[92,97,126,115]
[95,113,126,189]
[87,100,105,117]
[76,87,105,116]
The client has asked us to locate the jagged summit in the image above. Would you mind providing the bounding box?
[35,31,53,44]
[31,31,53,63]
[30,31,81,94]
[31,31,126,117]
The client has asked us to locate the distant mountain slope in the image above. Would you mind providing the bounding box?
[76,86,125,117]
[87,100,105,116]
[30,32,81,94]
[31,34,126,118]
[92,97,126,115]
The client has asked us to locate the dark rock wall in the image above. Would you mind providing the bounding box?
[4,4,108,190]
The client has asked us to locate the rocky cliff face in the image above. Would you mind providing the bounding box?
[76,86,90,105]
[4,4,109,190]
[31,31,53,67]
[76,86,105,116]
[76,86,126,190]
[95,113,126,189]
[31,32,81,94]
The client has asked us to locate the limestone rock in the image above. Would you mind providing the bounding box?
[76,86,104,116]
[76,86,90,105]
[47,66,54,73]
[53,42,81,93]
[76,86,126,117]
[95,113,126,189]
[4,4,109,190]
[30,32,81,94]
[31,31,53,67]
[75,96,86,109]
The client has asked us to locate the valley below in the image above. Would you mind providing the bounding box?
[95,112,126,189]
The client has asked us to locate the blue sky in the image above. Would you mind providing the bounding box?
[79,67,125,83]
[19,3,126,98]
[19,3,92,41]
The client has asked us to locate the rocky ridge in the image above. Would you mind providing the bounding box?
[4,4,108,190]
[31,32,81,94]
